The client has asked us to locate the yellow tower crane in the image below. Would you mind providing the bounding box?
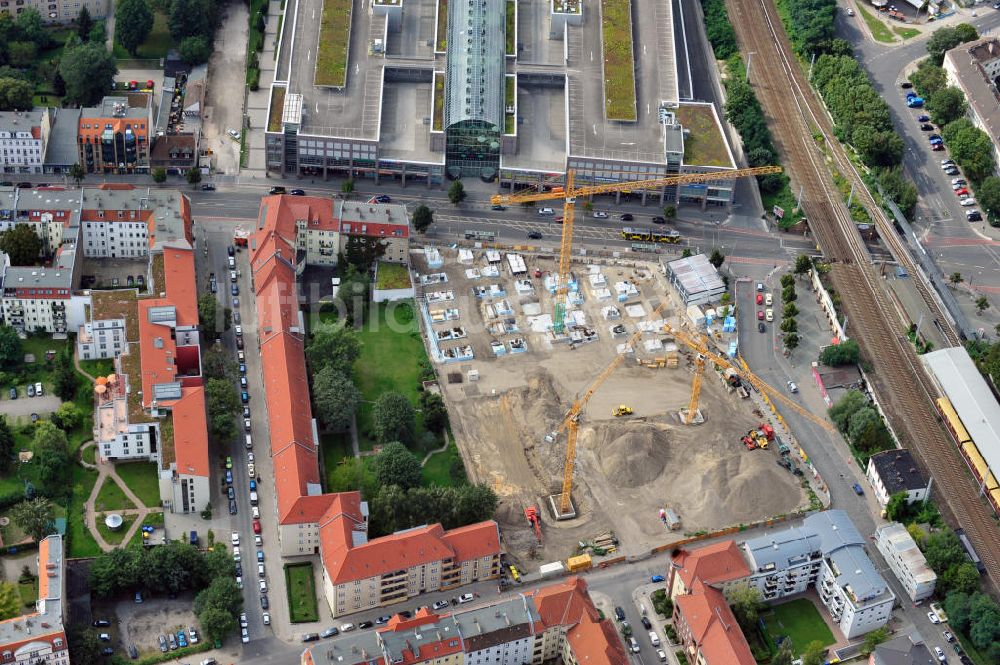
[663,324,836,433]
[490,165,783,332]
[683,354,706,425]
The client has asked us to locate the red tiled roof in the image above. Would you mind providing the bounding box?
[172,386,209,477]
[322,522,453,585]
[440,522,500,562]
[672,540,750,589]
[675,580,755,665]
[137,298,179,408]
[530,577,628,665]
[162,247,198,325]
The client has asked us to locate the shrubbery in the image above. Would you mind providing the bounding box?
[700,0,737,60]
[828,390,894,463]
[723,60,788,196]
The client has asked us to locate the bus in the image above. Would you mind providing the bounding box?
[620,227,682,244]
[464,229,497,241]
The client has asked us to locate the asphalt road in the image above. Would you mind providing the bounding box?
[843,8,1000,312]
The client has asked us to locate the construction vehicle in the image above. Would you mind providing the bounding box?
[754,430,769,450]
[741,433,758,450]
[758,423,775,441]
[490,165,782,334]
[612,405,634,417]
[524,506,542,543]
[662,325,836,433]
[682,353,706,425]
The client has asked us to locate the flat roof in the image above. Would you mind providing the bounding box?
[673,103,736,168]
[922,347,1000,477]
[666,253,725,295]
[945,38,1000,144]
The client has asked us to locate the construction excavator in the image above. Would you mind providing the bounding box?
[524,506,542,543]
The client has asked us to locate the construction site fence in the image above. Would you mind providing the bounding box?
[413,239,682,266]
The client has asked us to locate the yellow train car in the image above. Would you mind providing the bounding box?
[962,442,1000,490]
[936,397,973,445]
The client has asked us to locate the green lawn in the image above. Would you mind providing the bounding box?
[353,302,430,451]
[284,563,320,623]
[321,431,352,488]
[857,5,895,43]
[115,462,161,508]
[375,262,411,290]
[421,440,466,487]
[67,464,101,558]
[763,598,835,655]
[893,26,920,40]
[79,358,115,380]
[97,513,135,547]
[94,477,136,512]
[112,10,171,60]
[18,579,37,609]
[81,445,96,466]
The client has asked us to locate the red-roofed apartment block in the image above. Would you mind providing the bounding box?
[253,195,497,618]
[299,577,628,665]
[0,535,69,665]
[667,540,750,599]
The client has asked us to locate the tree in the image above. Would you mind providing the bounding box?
[76,6,94,40]
[412,205,434,234]
[447,180,466,204]
[145,541,208,594]
[115,0,154,55]
[343,236,387,272]
[193,576,243,619]
[306,326,360,375]
[67,626,103,665]
[783,302,799,318]
[60,42,116,105]
[819,339,860,366]
[928,25,979,65]
[0,77,34,112]
[923,530,967,574]
[970,605,1000,652]
[33,423,70,487]
[829,390,869,432]
[910,59,948,98]
[727,585,763,630]
[53,348,77,401]
[87,22,105,45]
[372,442,423,490]
[975,296,989,314]
[929,87,967,128]
[198,293,219,338]
[420,391,448,433]
[783,332,799,351]
[186,167,202,184]
[976,176,1000,218]
[199,605,237,643]
[708,249,725,268]
[312,367,359,431]
[10,497,55,543]
[6,42,37,69]
[168,0,212,42]
[52,402,82,431]
[205,378,240,440]
[860,627,889,656]
[801,640,827,665]
[942,561,981,595]
[202,344,235,381]
[780,273,795,289]
[179,35,212,65]
[0,582,20,620]
[680,248,693,258]
[779,317,797,333]
[152,168,167,183]
[771,641,794,665]
[89,548,140,598]
[15,8,49,47]
[0,326,21,370]
[0,224,41,265]
[885,491,910,522]
[0,417,13,473]
[341,179,355,195]
[68,162,86,187]
[371,392,416,444]
[950,272,963,285]
[945,591,975,633]
[663,205,676,219]
[876,166,919,218]
[782,285,797,302]
[334,266,370,326]
[793,254,811,275]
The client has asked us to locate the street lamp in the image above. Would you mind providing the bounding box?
[746,52,756,82]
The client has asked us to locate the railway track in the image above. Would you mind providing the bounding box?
[726,0,1000,583]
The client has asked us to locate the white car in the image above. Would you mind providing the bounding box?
[262,612,271,625]
[765,309,773,322]
[247,452,255,463]
[941,159,956,166]
[458,593,475,604]
[248,463,256,478]
[258,563,266,578]
[254,534,263,546]
[787,381,798,393]
[340,623,356,632]
[235,576,243,590]
[233,546,241,562]
[238,350,245,361]
[961,197,976,206]
[251,506,260,519]
[934,646,946,662]
[592,211,609,219]
[235,325,243,337]
[846,7,854,15]
[765,293,773,306]
[432,600,450,610]
[927,610,941,624]
[231,531,240,546]
[259,580,268,593]
[656,649,667,662]
[228,128,241,141]
[952,178,966,185]
[241,628,249,644]
[240,612,248,628]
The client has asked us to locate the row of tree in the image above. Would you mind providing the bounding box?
[89,542,242,642]
[784,0,840,55]
[722,60,788,197]
[779,273,800,352]
[818,338,859,367]
[700,0,738,60]
[827,389,894,462]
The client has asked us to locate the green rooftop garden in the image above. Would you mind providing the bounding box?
[674,104,732,167]
[433,72,445,131]
[316,0,353,87]
[506,0,516,56]
[553,0,581,12]
[600,0,637,121]
[268,86,286,132]
[505,75,516,135]
[375,262,411,290]
[436,0,448,51]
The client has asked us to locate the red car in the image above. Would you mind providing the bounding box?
[757,310,765,320]
[252,520,262,534]
[756,293,764,305]
[955,188,969,197]
[931,144,944,151]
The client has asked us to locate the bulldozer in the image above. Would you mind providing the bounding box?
[612,405,634,417]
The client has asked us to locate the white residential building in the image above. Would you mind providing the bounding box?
[0,111,50,174]
[741,511,894,639]
[0,536,68,665]
[78,317,127,360]
[866,449,931,508]
[874,523,937,602]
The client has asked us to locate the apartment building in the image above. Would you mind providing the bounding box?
[78,95,153,174]
[874,523,936,602]
[869,635,938,665]
[0,0,109,23]
[0,536,68,665]
[742,511,894,639]
[301,577,628,665]
[866,449,931,508]
[338,200,409,264]
[673,579,755,665]
[667,540,751,599]
[0,111,51,174]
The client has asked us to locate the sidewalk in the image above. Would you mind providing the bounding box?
[244,0,283,177]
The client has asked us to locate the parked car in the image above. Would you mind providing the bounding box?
[900,81,913,89]
[756,293,764,305]
[301,633,320,643]
[229,499,238,515]
[375,195,392,203]
[943,630,955,642]
[592,211,609,219]
[787,381,798,393]
[158,635,168,652]
[262,612,271,625]
[458,593,475,603]
[765,309,774,322]
[241,628,249,644]
[339,623,355,632]
[961,198,977,206]
[260,594,269,609]
[227,128,241,141]
[966,211,982,222]
[620,213,634,221]
[641,616,652,630]
[934,646,946,662]
[651,574,665,583]
[320,626,339,638]
[526,231,543,240]
[290,189,306,196]
[34,383,42,396]
[927,610,941,624]
[269,186,286,195]
[757,310,764,321]
[920,123,934,131]
[358,621,374,629]
[918,115,930,122]
[26,384,34,397]
[956,188,970,197]
[8,388,15,399]
[852,483,865,496]
[537,207,555,216]
[433,600,450,610]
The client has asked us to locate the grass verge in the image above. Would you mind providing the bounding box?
[316,0,353,86]
[894,26,920,40]
[600,0,637,121]
[97,513,136,547]
[67,464,101,558]
[762,598,835,655]
[285,562,320,622]
[115,462,161,508]
[856,5,895,43]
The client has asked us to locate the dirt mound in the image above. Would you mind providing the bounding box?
[597,424,673,487]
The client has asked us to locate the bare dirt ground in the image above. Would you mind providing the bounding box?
[414,248,807,567]
[114,596,199,655]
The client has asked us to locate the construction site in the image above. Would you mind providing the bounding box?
[413,243,810,566]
